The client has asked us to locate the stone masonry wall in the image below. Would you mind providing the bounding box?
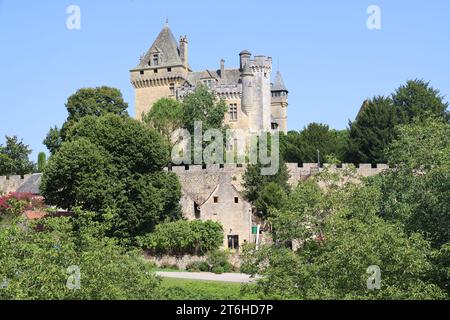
[0,175,34,194]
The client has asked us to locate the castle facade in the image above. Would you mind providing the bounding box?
[130,23,289,133]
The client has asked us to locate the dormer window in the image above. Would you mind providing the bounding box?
[153,54,159,66]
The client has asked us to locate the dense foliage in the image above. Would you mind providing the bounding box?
[138,220,224,256]
[281,124,348,164]
[241,118,449,299]
[41,114,182,240]
[0,136,35,176]
[43,87,129,154]
[142,97,184,144]
[346,80,449,164]
[0,212,161,300]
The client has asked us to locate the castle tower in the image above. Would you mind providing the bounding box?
[130,23,189,120]
[271,71,289,133]
[241,63,254,116]
[179,36,188,69]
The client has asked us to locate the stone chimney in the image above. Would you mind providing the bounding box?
[179,36,188,69]
[220,59,225,78]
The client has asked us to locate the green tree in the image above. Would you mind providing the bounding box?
[346,97,399,163]
[243,160,290,212]
[242,168,447,300]
[66,86,128,122]
[41,114,181,240]
[182,85,227,133]
[44,87,129,154]
[37,152,46,172]
[0,212,161,300]
[0,136,34,176]
[43,126,63,155]
[375,117,450,248]
[280,126,348,164]
[142,98,183,144]
[254,182,288,218]
[393,79,449,122]
[138,220,224,256]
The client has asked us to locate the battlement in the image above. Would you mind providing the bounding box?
[166,163,389,181]
[0,174,33,194]
[0,174,42,195]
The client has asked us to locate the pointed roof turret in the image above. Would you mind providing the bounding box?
[272,71,288,92]
[137,23,183,68]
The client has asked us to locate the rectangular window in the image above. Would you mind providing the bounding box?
[154,69,158,74]
[194,203,201,219]
[229,104,238,121]
[167,67,172,73]
[140,70,144,75]
[202,79,213,88]
[213,196,219,203]
[234,197,239,204]
[228,235,239,250]
[169,83,175,96]
[153,54,159,66]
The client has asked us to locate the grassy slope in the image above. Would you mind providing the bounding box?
[159,277,259,300]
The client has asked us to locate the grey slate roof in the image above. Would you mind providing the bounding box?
[137,24,183,69]
[272,71,288,92]
[16,174,42,194]
[187,69,241,86]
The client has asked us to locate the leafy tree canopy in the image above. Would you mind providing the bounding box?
[41,114,181,240]
[142,98,183,144]
[44,87,129,154]
[0,136,35,176]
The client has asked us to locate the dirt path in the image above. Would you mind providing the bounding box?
[155,271,260,284]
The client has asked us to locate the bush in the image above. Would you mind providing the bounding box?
[206,250,233,273]
[0,193,45,217]
[138,220,224,256]
[186,261,210,272]
[211,266,225,274]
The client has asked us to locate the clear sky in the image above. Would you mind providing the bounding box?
[0,0,449,161]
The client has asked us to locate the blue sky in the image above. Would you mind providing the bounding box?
[0,0,449,161]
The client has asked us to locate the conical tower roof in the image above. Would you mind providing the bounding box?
[272,71,288,92]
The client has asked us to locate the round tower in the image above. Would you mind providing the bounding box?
[241,63,254,116]
[239,50,251,71]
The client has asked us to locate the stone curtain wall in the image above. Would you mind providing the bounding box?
[0,164,389,195]
[167,163,390,190]
[0,175,34,194]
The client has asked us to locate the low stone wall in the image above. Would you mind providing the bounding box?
[143,253,243,270]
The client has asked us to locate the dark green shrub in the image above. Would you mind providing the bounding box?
[211,266,225,274]
[138,220,224,256]
[186,261,210,272]
[206,250,233,273]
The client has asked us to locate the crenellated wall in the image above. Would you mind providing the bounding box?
[167,163,389,190]
[0,175,31,194]
[0,164,389,196]
[0,174,42,195]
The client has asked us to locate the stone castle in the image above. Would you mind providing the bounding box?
[0,25,390,252]
[130,23,289,133]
